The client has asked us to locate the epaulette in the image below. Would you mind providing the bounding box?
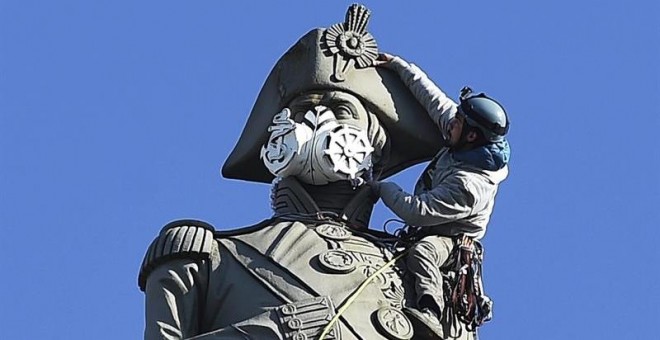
[138,219,215,291]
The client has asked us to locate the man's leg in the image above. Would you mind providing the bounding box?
[406,235,454,315]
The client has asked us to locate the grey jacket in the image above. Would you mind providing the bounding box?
[378,57,508,240]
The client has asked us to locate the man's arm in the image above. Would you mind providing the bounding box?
[377,54,458,137]
[377,172,477,228]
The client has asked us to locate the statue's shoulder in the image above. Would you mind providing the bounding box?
[213,218,274,238]
[138,218,276,291]
[138,219,216,291]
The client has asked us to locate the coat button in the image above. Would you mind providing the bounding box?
[315,223,352,241]
[374,307,413,340]
[318,249,356,274]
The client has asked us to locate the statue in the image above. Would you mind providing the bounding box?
[138,5,477,339]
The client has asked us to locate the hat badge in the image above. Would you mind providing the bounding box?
[322,4,378,82]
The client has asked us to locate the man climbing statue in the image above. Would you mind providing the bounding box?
[371,53,511,339]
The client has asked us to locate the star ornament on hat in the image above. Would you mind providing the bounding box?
[323,4,378,82]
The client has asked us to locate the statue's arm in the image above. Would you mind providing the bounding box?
[139,221,286,339]
[144,257,286,340]
[143,258,210,339]
[139,221,217,340]
[386,56,458,137]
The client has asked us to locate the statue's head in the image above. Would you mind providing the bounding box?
[259,90,387,185]
[222,5,444,185]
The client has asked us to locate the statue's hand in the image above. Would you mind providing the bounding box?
[373,53,395,67]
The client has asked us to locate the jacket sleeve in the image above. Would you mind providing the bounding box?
[387,56,458,137]
[378,173,476,227]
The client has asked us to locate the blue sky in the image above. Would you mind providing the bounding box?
[1,1,658,339]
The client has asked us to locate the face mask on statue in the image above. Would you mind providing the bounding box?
[260,105,375,185]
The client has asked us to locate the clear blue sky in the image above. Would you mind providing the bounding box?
[1,1,658,339]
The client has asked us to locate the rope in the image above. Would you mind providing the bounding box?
[318,249,409,339]
[382,218,405,234]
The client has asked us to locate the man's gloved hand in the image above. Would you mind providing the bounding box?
[373,53,394,67]
[367,180,381,199]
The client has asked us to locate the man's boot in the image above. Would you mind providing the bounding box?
[403,307,444,339]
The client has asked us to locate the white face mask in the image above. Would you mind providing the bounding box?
[260,105,374,185]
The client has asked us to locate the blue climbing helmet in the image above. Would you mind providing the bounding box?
[458,86,509,143]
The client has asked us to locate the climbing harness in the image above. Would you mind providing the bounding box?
[442,235,493,337]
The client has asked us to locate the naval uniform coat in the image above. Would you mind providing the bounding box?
[139,218,465,340]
